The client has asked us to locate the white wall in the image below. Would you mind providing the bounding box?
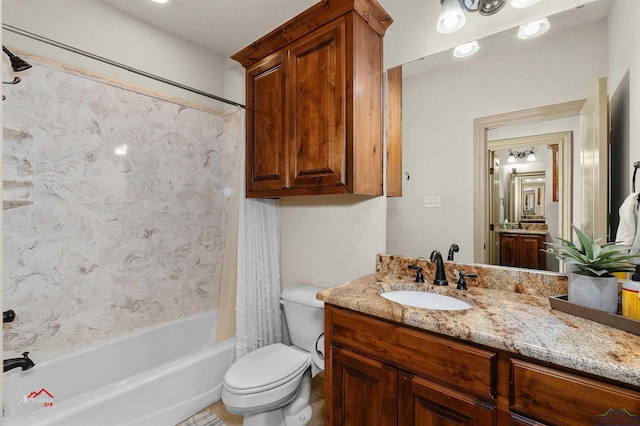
[608,0,640,180]
[387,20,609,261]
[2,0,235,109]
[280,195,386,289]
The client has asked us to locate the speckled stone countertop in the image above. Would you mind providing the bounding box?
[317,255,640,388]
[498,228,548,236]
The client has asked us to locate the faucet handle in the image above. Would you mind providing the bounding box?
[408,265,425,283]
[456,272,478,290]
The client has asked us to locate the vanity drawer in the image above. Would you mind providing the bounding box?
[510,358,640,425]
[327,305,497,399]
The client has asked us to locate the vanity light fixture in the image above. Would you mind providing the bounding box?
[517,18,550,39]
[150,0,173,4]
[453,41,479,58]
[508,147,536,163]
[438,0,511,34]
[437,0,540,34]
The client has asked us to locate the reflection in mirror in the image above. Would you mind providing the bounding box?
[386,1,611,269]
[515,172,545,221]
[486,132,569,272]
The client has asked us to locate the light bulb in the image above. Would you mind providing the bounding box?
[453,41,479,58]
[437,0,466,34]
[511,0,540,8]
[518,18,550,39]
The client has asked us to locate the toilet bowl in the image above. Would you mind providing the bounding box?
[221,285,325,426]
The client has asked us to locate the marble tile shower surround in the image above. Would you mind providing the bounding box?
[376,254,569,297]
[3,56,241,358]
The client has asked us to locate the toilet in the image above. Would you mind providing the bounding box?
[221,284,325,426]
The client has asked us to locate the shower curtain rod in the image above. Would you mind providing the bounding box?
[2,24,245,109]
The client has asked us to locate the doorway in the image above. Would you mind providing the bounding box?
[472,99,583,265]
[486,132,572,271]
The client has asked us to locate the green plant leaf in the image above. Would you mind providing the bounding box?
[573,225,594,259]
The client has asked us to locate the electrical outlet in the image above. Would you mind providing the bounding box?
[423,196,441,208]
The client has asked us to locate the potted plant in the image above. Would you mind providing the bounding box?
[546,225,640,313]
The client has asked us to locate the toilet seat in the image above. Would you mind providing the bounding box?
[224,343,310,395]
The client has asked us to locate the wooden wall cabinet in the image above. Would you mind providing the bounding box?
[499,233,546,270]
[325,304,640,426]
[232,0,392,198]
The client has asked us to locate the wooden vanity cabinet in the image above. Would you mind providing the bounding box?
[325,304,640,426]
[232,0,392,198]
[499,233,546,270]
[325,305,498,425]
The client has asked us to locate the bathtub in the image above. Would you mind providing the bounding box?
[2,310,235,426]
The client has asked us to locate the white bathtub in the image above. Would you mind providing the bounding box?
[2,310,235,426]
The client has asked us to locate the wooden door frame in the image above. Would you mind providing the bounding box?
[473,100,585,264]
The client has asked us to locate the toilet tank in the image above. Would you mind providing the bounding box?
[280,284,324,351]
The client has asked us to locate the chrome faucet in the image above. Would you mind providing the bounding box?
[429,250,448,286]
[3,352,35,373]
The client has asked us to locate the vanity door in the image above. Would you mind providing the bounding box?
[398,372,497,426]
[329,346,397,426]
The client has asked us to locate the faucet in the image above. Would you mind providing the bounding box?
[447,244,459,261]
[456,271,478,290]
[429,250,448,286]
[408,265,425,283]
[4,352,35,373]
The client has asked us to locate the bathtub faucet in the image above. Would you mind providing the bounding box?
[4,352,35,373]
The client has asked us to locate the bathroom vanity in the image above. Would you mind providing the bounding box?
[498,229,547,270]
[318,255,640,425]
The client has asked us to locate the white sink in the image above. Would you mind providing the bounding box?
[381,290,472,311]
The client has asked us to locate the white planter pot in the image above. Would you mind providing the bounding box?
[567,272,619,313]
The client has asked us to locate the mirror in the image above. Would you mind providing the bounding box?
[386,0,614,271]
[514,171,545,221]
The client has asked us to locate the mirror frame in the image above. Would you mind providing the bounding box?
[473,101,583,264]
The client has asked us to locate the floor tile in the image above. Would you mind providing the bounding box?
[178,375,324,426]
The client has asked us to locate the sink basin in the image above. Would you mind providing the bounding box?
[381,291,472,311]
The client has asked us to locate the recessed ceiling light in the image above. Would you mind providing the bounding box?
[151,0,173,4]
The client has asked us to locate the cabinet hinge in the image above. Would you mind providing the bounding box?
[489,167,494,175]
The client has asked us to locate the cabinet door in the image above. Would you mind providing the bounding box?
[517,235,546,270]
[330,346,397,426]
[499,234,518,267]
[510,358,640,426]
[509,413,550,425]
[399,372,496,426]
[246,52,288,194]
[288,19,347,190]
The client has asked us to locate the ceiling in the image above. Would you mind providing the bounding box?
[98,0,599,68]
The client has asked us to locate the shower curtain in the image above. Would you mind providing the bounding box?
[234,117,283,357]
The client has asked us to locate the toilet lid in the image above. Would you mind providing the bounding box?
[224,343,310,394]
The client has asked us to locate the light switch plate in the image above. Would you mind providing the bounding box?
[423,196,441,208]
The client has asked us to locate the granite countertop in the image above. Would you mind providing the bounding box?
[497,228,548,236]
[317,273,640,388]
